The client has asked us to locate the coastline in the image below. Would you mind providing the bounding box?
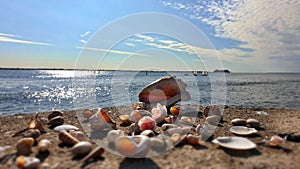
[0,105,299,169]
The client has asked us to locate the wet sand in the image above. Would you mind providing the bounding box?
[0,105,300,169]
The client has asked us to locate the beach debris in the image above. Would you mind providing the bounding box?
[16,138,34,155]
[151,103,167,123]
[114,135,150,157]
[138,116,156,131]
[38,139,51,152]
[186,134,201,145]
[132,102,146,110]
[231,118,247,126]
[246,118,260,128]
[70,131,87,141]
[256,111,268,116]
[71,141,92,156]
[129,110,151,122]
[53,124,79,132]
[265,135,285,147]
[203,105,222,117]
[212,136,256,150]
[106,130,123,143]
[205,115,221,126]
[140,129,156,137]
[229,126,258,135]
[89,108,116,131]
[16,156,40,169]
[81,147,105,164]
[138,75,191,107]
[58,130,79,145]
[81,109,94,119]
[13,113,45,137]
[48,116,64,127]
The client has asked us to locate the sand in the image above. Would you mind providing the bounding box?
[0,105,300,169]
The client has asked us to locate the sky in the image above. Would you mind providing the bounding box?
[0,0,299,72]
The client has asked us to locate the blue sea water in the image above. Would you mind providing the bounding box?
[0,69,299,116]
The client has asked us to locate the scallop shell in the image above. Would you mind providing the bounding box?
[53,125,79,132]
[48,116,64,127]
[212,136,256,150]
[58,130,79,145]
[81,147,105,163]
[129,110,151,122]
[230,126,258,135]
[106,130,123,143]
[70,131,87,141]
[140,130,155,137]
[138,116,156,131]
[115,135,150,157]
[48,110,63,120]
[151,103,167,123]
[71,141,92,156]
[16,138,34,156]
[246,118,260,128]
[205,115,221,126]
[38,139,51,152]
[231,118,247,126]
[203,105,222,117]
[16,156,40,169]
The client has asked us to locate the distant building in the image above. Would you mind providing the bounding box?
[213,69,230,73]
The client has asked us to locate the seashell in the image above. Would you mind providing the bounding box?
[82,109,94,119]
[129,110,151,122]
[246,118,260,128]
[16,156,40,169]
[119,115,131,123]
[140,130,155,137]
[205,115,221,126]
[203,105,222,117]
[186,134,200,145]
[132,102,146,110]
[81,147,105,164]
[48,116,64,127]
[115,135,150,157]
[53,125,79,132]
[138,116,156,131]
[138,75,191,107]
[97,108,116,127]
[165,115,177,124]
[38,139,51,152]
[150,137,165,149]
[71,141,92,156]
[58,130,79,145]
[70,131,87,141]
[231,118,247,126]
[38,117,48,126]
[23,129,41,139]
[167,127,182,135]
[89,108,116,130]
[16,138,34,156]
[106,130,123,143]
[170,133,182,145]
[230,126,258,135]
[128,123,141,135]
[170,105,181,116]
[48,110,63,120]
[161,124,178,131]
[267,135,285,147]
[151,103,167,123]
[212,136,256,150]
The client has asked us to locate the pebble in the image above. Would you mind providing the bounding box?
[71,141,92,156]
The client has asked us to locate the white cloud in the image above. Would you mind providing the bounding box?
[0,34,54,46]
[76,46,149,56]
[80,40,87,44]
[80,31,90,38]
[125,43,136,47]
[135,34,155,42]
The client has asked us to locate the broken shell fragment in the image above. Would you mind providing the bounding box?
[71,141,92,156]
[140,130,155,137]
[38,139,51,152]
[16,156,40,169]
[48,116,64,127]
[231,118,247,126]
[151,103,167,123]
[89,109,117,131]
[267,135,285,147]
[81,147,105,164]
[205,115,221,126]
[16,138,34,156]
[58,130,79,145]
[115,135,150,157]
[106,130,123,143]
[138,116,156,131]
[246,118,260,128]
[48,110,63,120]
[129,110,151,122]
[54,125,79,132]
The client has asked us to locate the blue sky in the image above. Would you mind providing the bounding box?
[0,0,299,72]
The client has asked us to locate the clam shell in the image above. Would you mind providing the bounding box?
[246,118,260,128]
[140,130,155,137]
[206,115,221,126]
[115,135,150,157]
[16,156,40,169]
[230,126,258,135]
[48,116,64,127]
[53,125,79,132]
[129,110,151,122]
[106,130,123,143]
[58,130,79,145]
[38,139,51,152]
[231,118,247,126]
[151,103,167,123]
[138,116,156,131]
[71,141,92,156]
[212,136,256,150]
[48,110,63,120]
[16,138,34,156]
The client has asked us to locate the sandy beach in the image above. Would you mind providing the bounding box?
[0,105,299,169]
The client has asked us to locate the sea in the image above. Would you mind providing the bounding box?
[0,69,299,116]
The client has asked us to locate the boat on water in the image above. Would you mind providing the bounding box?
[193,71,198,76]
[201,71,208,76]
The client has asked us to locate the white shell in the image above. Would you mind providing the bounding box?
[230,126,258,135]
[231,118,247,126]
[246,118,260,128]
[151,103,167,123]
[212,136,256,150]
[16,156,41,169]
[114,135,150,157]
[54,125,79,132]
[140,130,155,137]
[106,130,123,143]
[38,139,51,152]
[71,141,92,156]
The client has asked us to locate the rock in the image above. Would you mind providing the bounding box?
[71,141,92,156]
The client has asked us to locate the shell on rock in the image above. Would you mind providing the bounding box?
[53,125,79,132]
[203,105,222,117]
[106,130,123,143]
[205,115,221,126]
[81,147,105,164]
[231,118,247,126]
[246,118,260,128]
[16,138,34,156]
[230,126,258,135]
[138,116,156,131]
[186,134,200,145]
[16,156,40,169]
[48,116,64,127]
[71,141,92,156]
[140,130,155,137]
[129,110,151,122]
[48,110,63,120]
[138,75,191,107]
[132,102,146,110]
[151,103,167,123]
[70,131,87,141]
[38,139,51,152]
[58,130,79,145]
[23,129,41,139]
[115,135,150,157]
